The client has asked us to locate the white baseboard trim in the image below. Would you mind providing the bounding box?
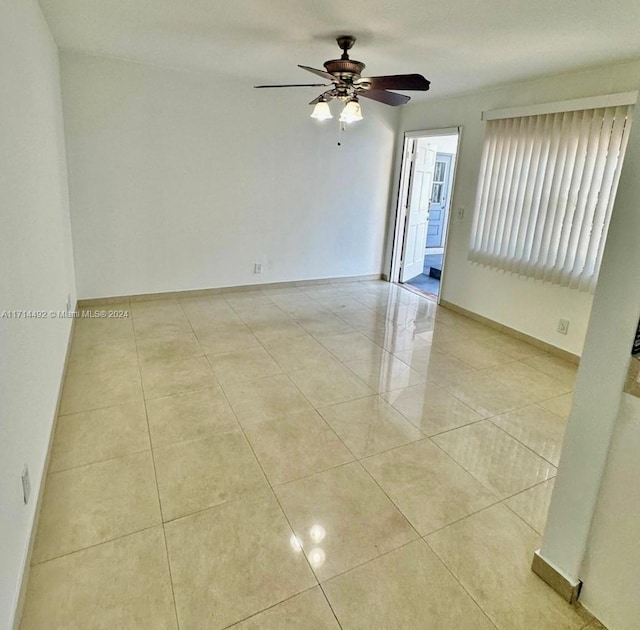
[531,549,583,604]
[77,274,384,306]
[439,299,580,364]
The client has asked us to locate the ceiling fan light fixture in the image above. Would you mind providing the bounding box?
[339,98,363,123]
[310,99,333,120]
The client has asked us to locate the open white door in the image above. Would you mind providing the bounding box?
[400,139,436,282]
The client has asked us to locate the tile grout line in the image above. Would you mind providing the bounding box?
[132,314,182,630]
[203,368,345,629]
[421,534,501,630]
[179,298,345,629]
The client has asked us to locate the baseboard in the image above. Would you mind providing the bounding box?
[12,313,77,630]
[439,299,580,365]
[531,549,583,604]
[78,274,384,307]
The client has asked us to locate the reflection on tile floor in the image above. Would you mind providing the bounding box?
[21,280,598,629]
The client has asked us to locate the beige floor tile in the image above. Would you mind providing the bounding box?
[323,539,495,630]
[229,587,340,629]
[296,313,355,336]
[488,333,546,360]
[59,366,143,415]
[130,299,183,319]
[539,392,574,418]
[492,404,567,466]
[33,451,160,563]
[242,410,353,485]
[432,421,556,499]
[224,291,275,308]
[288,360,373,407]
[318,396,424,458]
[393,346,475,383]
[50,402,150,472]
[317,331,383,362]
[483,361,571,402]
[302,286,348,300]
[441,338,515,369]
[136,332,202,365]
[67,337,138,374]
[524,353,578,389]
[164,494,316,629]
[383,383,482,435]
[320,296,370,313]
[276,462,417,580]
[133,311,192,339]
[196,322,260,355]
[145,386,237,448]
[362,440,497,535]
[365,325,432,354]
[223,374,313,423]
[249,319,307,343]
[417,321,462,346]
[344,352,425,393]
[338,309,393,334]
[426,504,589,630]
[178,295,227,308]
[22,528,177,630]
[140,356,218,399]
[438,370,536,417]
[233,304,292,328]
[505,479,556,535]
[72,315,134,345]
[277,299,329,319]
[262,335,337,372]
[154,430,268,521]
[181,300,242,330]
[208,347,282,385]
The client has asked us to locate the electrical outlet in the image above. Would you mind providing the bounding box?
[254,263,262,274]
[457,207,465,220]
[557,319,570,335]
[21,465,31,505]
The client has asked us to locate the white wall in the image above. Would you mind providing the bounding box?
[60,52,399,299]
[394,59,640,355]
[579,393,640,630]
[0,2,76,628]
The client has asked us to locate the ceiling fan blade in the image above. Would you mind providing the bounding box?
[298,65,343,84]
[309,90,336,105]
[360,90,411,106]
[357,74,430,92]
[254,83,329,88]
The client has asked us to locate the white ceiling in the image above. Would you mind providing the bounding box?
[39,0,640,99]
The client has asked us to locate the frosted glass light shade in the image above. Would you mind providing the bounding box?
[310,101,332,120]
[339,100,363,123]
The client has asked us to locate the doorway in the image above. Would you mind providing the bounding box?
[391,128,460,301]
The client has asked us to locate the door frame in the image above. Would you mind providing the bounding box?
[389,126,462,304]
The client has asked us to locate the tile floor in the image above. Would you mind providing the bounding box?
[21,280,598,629]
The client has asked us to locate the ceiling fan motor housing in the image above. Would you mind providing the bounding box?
[323,58,366,82]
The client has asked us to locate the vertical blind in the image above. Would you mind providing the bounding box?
[469,103,634,292]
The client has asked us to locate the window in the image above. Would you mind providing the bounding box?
[469,97,634,292]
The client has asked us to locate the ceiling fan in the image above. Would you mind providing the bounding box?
[254,36,430,123]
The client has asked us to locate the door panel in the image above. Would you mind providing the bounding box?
[426,153,453,249]
[401,140,436,282]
